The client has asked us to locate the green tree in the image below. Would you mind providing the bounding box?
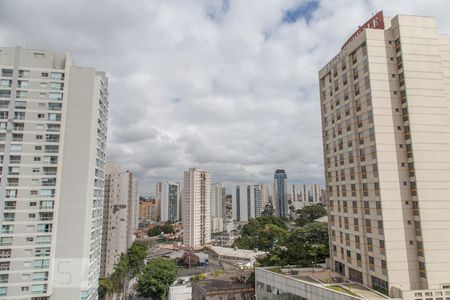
[233,216,288,251]
[295,204,327,226]
[98,278,115,299]
[261,204,275,216]
[148,224,175,237]
[137,259,177,300]
[127,243,147,276]
[98,243,148,299]
[258,222,329,267]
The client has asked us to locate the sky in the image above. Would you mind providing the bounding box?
[1,0,449,196]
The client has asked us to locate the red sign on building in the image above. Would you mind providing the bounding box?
[341,11,385,50]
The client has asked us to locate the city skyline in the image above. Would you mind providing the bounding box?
[2,1,449,195]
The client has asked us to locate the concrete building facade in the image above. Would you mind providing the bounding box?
[210,183,225,234]
[183,168,211,248]
[233,184,255,222]
[319,12,450,299]
[273,170,288,217]
[100,164,138,277]
[0,47,108,299]
[157,181,181,223]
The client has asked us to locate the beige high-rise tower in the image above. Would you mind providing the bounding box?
[183,168,211,248]
[320,12,450,299]
[0,47,108,299]
[100,163,139,278]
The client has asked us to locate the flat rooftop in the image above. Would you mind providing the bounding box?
[263,267,390,300]
[195,277,254,293]
[208,246,266,259]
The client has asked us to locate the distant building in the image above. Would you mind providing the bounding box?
[138,197,152,221]
[183,168,211,248]
[157,181,181,223]
[257,183,271,210]
[233,184,256,222]
[101,163,139,277]
[210,183,225,233]
[192,277,254,300]
[290,184,323,205]
[273,169,288,217]
[150,197,161,221]
[211,183,225,218]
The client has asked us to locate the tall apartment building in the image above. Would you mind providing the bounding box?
[0,47,108,299]
[183,168,211,248]
[297,184,323,203]
[211,183,225,233]
[156,182,181,223]
[273,169,288,217]
[320,12,450,299]
[233,185,253,222]
[232,184,263,222]
[101,164,138,278]
[211,183,224,218]
[138,198,152,221]
[257,183,271,211]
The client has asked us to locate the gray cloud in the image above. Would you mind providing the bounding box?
[2,0,450,195]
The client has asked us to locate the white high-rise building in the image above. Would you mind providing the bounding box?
[183,168,211,248]
[210,183,224,218]
[210,183,225,233]
[101,164,139,277]
[291,184,322,204]
[320,12,450,298]
[232,184,257,222]
[254,185,262,218]
[0,47,108,299]
[258,183,271,211]
[157,182,181,223]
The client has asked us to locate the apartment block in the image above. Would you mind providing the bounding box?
[183,168,211,248]
[210,183,225,234]
[273,170,288,217]
[0,47,108,299]
[290,184,323,205]
[319,12,450,299]
[233,184,255,222]
[157,182,181,223]
[257,183,271,212]
[100,163,138,278]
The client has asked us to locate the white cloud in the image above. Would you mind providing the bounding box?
[1,0,449,195]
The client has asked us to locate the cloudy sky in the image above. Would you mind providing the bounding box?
[1,0,449,195]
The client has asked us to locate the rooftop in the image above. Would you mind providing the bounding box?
[208,246,266,259]
[194,277,254,293]
[262,267,390,300]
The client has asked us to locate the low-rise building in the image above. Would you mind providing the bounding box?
[207,246,266,271]
[169,284,192,300]
[192,277,254,300]
[255,266,390,300]
[211,231,238,247]
[211,217,224,233]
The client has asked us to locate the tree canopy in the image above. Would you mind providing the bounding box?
[98,242,147,299]
[148,224,175,237]
[137,258,177,300]
[295,204,327,226]
[233,216,288,251]
[257,222,329,267]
